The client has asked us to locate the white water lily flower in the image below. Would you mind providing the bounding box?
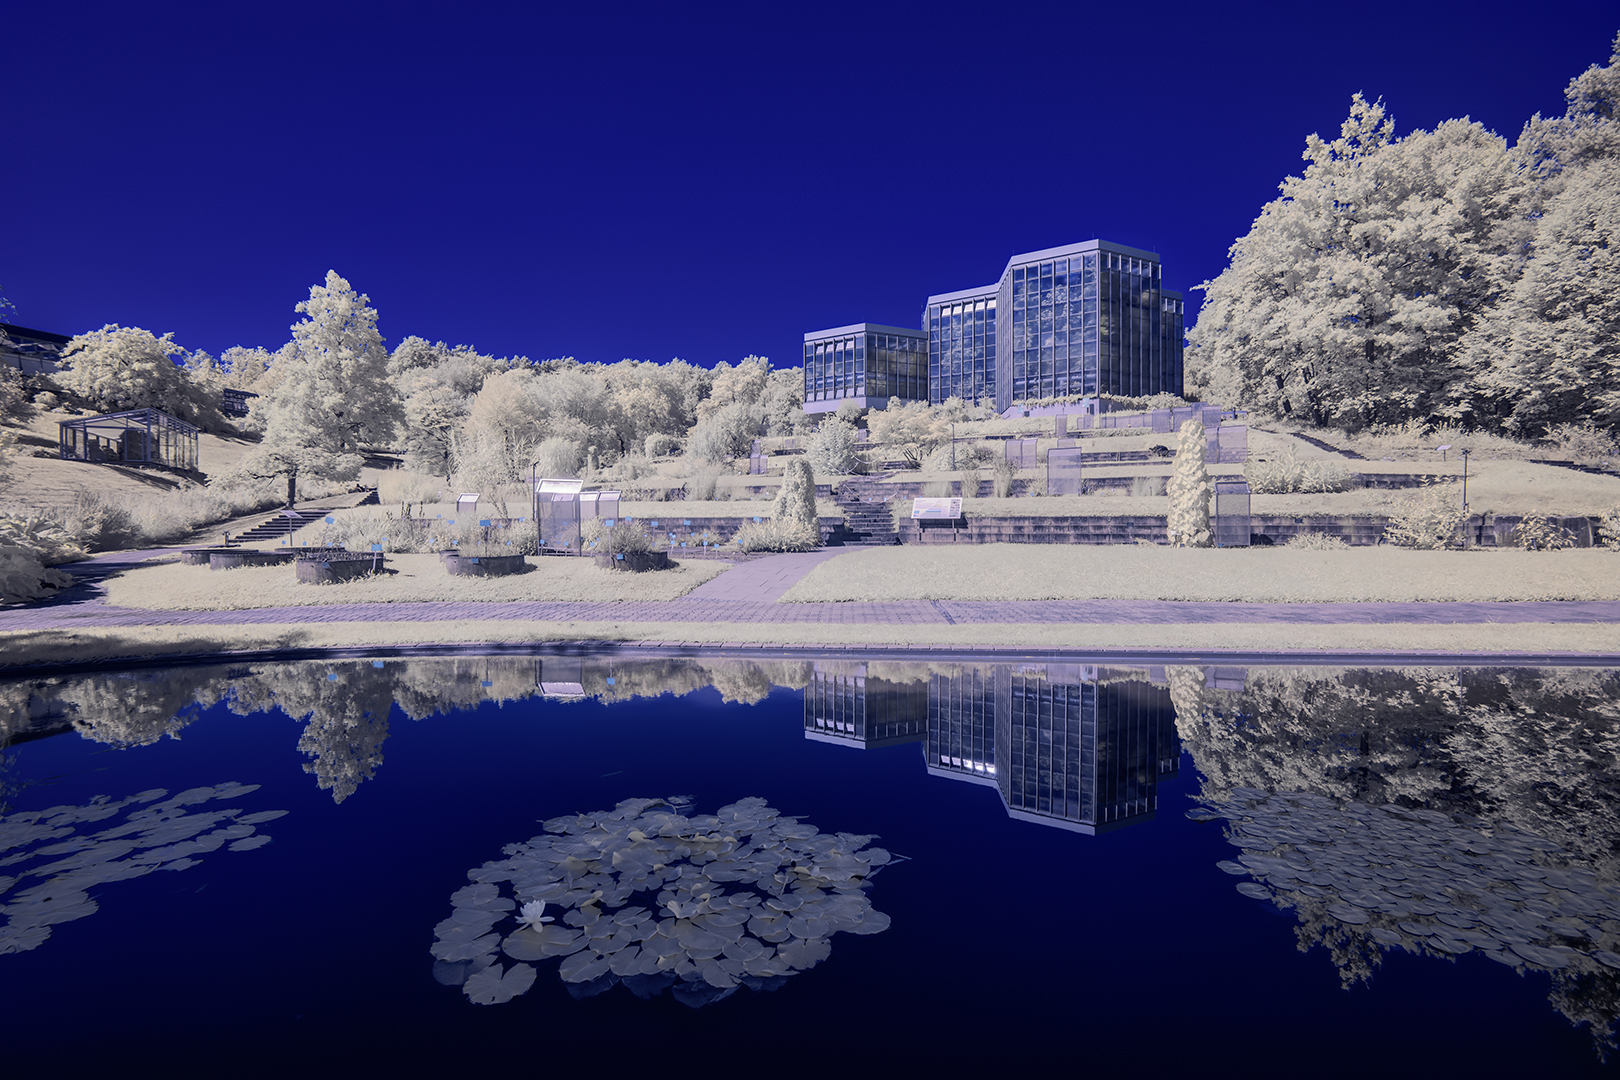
[516,900,554,931]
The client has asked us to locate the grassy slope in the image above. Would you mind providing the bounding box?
[2,411,259,512]
[779,545,1620,603]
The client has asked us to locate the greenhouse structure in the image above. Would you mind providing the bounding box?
[58,408,199,471]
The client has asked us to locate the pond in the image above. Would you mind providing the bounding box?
[3,654,1619,1074]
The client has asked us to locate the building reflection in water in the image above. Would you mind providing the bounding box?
[804,662,1179,835]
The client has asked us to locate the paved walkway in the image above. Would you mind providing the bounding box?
[2,547,1618,633]
[684,549,848,602]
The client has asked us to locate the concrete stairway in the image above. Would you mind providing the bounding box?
[231,509,326,544]
[829,480,899,546]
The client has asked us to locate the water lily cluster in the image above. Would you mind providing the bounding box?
[430,796,894,1008]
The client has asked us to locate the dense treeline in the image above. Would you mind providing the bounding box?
[12,271,806,502]
[1188,33,1620,436]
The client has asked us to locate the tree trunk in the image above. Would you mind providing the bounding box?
[287,470,297,508]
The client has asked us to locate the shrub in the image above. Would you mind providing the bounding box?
[329,510,410,552]
[0,366,34,423]
[1506,512,1576,551]
[32,391,59,410]
[60,490,141,550]
[1286,532,1349,550]
[1166,420,1212,547]
[991,455,1016,498]
[685,470,721,501]
[1601,506,1620,551]
[581,518,653,554]
[806,417,860,476]
[0,544,72,604]
[1546,422,1619,463]
[732,517,819,553]
[1246,446,1352,494]
[644,432,680,458]
[834,400,865,425]
[377,467,441,506]
[533,436,583,480]
[1382,479,1465,549]
[1130,475,1166,497]
[0,512,87,564]
[920,480,954,498]
[0,514,79,603]
[687,401,761,464]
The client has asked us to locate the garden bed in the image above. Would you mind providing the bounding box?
[295,551,387,585]
[442,553,528,577]
[594,551,673,573]
[208,550,297,571]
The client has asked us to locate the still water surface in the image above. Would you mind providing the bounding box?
[2,656,1618,1074]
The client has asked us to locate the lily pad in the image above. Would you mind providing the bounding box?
[464,961,537,1005]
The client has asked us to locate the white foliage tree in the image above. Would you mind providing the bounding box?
[56,325,221,427]
[1186,95,1527,429]
[1465,33,1620,434]
[234,272,400,504]
[805,415,860,476]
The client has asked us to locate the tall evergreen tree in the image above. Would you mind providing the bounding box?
[233,272,399,503]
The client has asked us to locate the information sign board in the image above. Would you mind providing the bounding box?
[911,497,963,519]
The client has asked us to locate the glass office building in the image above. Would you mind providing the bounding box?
[803,664,930,750]
[924,283,998,406]
[995,239,1183,412]
[803,238,1183,417]
[802,323,929,415]
[924,665,1180,835]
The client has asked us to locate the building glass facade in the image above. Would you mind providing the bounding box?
[803,238,1184,417]
[914,665,1180,834]
[803,664,930,749]
[994,240,1184,411]
[802,323,928,414]
[924,285,998,406]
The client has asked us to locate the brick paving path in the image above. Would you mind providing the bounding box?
[3,548,1618,633]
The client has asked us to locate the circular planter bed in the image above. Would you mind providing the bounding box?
[180,547,234,566]
[594,551,672,573]
[295,552,386,585]
[208,550,297,571]
[442,553,528,577]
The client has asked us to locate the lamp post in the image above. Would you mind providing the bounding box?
[1460,448,1470,511]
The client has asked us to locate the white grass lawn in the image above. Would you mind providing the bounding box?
[3,619,1616,670]
[102,552,728,610]
[780,545,1620,603]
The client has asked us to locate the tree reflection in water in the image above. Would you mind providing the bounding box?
[7,655,1620,1046]
[1171,666,1620,1057]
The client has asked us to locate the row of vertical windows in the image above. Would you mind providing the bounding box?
[1008,252,1170,402]
[926,296,996,405]
[802,332,927,403]
[927,671,997,775]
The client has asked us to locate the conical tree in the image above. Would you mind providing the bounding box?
[1166,420,1212,547]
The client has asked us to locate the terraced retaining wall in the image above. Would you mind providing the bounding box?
[905,514,1604,548]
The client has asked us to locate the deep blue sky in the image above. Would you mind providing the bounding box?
[5,3,1615,370]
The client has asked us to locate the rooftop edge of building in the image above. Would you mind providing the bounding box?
[925,282,1001,307]
[804,322,927,341]
[1000,238,1161,276]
